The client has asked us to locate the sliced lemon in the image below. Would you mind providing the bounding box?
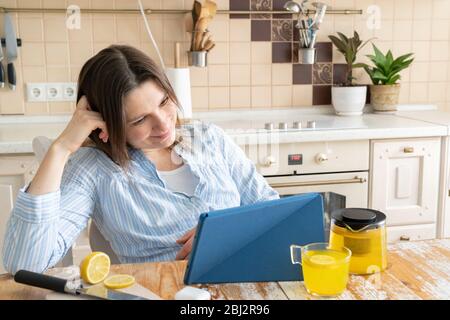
[309,254,336,265]
[80,252,111,285]
[103,274,136,289]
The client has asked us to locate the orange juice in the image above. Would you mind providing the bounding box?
[301,249,350,297]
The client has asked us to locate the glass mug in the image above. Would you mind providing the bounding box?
[290,243,352,297]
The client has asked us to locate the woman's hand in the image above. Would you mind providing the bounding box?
[53,96,109,155]
[175,227,197,260]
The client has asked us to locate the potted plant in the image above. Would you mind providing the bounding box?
[329,31,372,116]
[363,45,414,113]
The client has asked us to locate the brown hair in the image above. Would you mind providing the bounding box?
[77,45,180,168]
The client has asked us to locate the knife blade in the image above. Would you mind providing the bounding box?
[0,43,5,88]
[14,270,149,300]
[4,13,18,91]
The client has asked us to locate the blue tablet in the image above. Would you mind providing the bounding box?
[184,193,326,284]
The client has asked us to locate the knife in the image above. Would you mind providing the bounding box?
[0,42,5,88]
[4,13,18,91]
[14,270,149,300]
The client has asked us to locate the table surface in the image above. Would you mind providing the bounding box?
[1,239,449,300]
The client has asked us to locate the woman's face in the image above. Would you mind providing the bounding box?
[124,80,178,150]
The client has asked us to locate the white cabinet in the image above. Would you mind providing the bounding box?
[370,138,441,242]
[387,224,436,243]
[0,155,37,274]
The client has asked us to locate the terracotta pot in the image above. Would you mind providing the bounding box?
[370,84,401,113]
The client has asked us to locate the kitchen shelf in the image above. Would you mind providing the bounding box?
[0,7,363,15]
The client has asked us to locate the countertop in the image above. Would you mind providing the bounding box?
[1,238,449,300]
[0,106,448,154]
[397,110,450,132]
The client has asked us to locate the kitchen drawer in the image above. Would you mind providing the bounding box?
[387,224,436,243]
[244,140,369,176]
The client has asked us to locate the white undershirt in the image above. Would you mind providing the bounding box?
[158,163,199,197]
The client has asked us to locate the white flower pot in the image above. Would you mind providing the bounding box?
[331,86,367,116]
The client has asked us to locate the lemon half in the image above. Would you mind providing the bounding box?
[309,254,336,265]
[80,252,111,284]
[103,274,136,289]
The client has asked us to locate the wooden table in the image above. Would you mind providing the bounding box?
[1,239,449,300]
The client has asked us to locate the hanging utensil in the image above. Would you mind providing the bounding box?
[310,2,327,29]
[4,12,18,91]
[0,41,5,88]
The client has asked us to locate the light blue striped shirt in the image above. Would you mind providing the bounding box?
[2,122,279,274]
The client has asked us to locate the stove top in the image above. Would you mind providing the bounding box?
[209,115,368,133]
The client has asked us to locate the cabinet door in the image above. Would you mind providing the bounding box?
[0,183,14,274]
[0,156,35,274]
[370,138,441,227]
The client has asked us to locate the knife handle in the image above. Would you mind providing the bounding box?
[14,270,68,294]
[7,62,16,90]
[0,63,4,88]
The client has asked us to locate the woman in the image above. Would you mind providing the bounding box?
[2,45,279,274]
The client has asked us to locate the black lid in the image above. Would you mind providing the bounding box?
[332,208,386,231]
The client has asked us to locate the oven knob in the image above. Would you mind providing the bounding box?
[265,122,274,131]
[293,121,302,129]
[307,120,316,129]
[263,156,277,167]
[315,153,328,164]
[279,122,288,130]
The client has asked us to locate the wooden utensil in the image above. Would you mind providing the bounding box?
[192,0,202,27]
[200,31,212,50]
[204,0,217,19]
[194,17,210,51]
[203,39,215,52]
[198,5,210,20]
[174,42,181,68]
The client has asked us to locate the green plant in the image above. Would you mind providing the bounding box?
[328,31,373,86]
[363,44,414,85]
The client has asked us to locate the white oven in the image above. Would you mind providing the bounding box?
[244,139,370,208]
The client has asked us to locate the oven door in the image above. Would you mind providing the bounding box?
[265,171,369,208]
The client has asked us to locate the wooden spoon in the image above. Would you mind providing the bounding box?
[198,5,210,20]
[194,17,210,51]
[192,0,202,27]
[204,0,217,20]
[200,31,211,50]
[203,39,215,52]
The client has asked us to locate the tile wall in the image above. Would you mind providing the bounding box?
[0,0,449,114]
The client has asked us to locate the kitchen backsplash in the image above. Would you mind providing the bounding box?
[0,0,449,115]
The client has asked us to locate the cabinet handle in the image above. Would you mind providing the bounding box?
[270,176,367,188]
[400,236,411,241]
[403,147,414,153]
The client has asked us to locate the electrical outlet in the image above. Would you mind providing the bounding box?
[26,83,47,102]
[46,83,63,101]
[27,82,78,102]
[62,83,77,102]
